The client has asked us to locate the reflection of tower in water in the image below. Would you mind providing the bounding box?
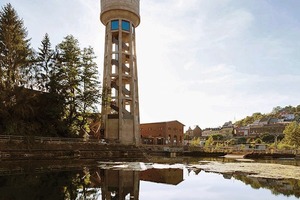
[100,170,140,200]
[97,167,184,199]
[100,0,141,145]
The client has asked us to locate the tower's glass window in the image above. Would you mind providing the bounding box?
[122,20,130,31]
[111,20,119,30]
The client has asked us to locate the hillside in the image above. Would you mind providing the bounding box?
[234,105,300,127]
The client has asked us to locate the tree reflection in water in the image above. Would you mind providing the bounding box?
[232,173,300,198]
[0,161,299,199]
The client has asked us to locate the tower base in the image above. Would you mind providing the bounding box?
[106,118,140,145]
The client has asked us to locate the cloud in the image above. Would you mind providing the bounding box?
[206,9,254,43]
[3,0,300,129]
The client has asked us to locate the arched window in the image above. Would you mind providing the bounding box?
[166,135,171,144]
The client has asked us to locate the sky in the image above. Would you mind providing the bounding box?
[1,0,300,130]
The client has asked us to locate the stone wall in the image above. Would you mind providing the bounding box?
[0,138,145,161]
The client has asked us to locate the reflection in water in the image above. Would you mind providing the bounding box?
[98,166,184,199]
[232,173,300,198]
[140,168,183,185]
[0,160,299,199]
[100,170,140,199]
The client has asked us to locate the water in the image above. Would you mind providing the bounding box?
[140,169,298,200]
[0,158,299,200]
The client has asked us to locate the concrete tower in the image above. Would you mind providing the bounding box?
[100,0,140,145]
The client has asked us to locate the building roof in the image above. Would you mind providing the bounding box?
[141,120,185,126]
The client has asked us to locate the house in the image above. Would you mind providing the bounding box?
[220,127,234,137]
[185,125,202,139]
[185,127,193,139]
[222,121,233,128]
[140,120,184,146]
[193,125,202,138]
[235,126,249,137]
[201,128,213,138]
[248,118,286,136]
[281,113,295,121]
[201,124,233,139]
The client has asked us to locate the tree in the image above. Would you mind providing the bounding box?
[79,47,101,132]
[272,106,282,115]
[284,105,296,113]
[25,35,65,137]
[211,134,224,141]
[260,133,275,144]
[205,136,214,147]
[0,3,33,136]
[55,35,82,136]
[0,4,101,138]
[236,137,247,144]
[80,47,100,112]
[0,3,32,91]
[283,121,300,148]
[235,113,264,127]
[296,105,300,113]
[255,138,263,144]
[190,137,200,146]
[28,33,55,91]
[252,112,264,121]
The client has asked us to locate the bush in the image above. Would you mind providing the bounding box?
[277,142,294,150]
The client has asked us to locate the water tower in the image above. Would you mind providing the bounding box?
[100,0,141,145]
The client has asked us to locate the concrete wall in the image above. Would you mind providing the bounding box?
[100,0,140,26]
[107,119,119,140]
[101,0,140,16]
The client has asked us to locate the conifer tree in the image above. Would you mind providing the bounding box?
[56,35,82,136]
[0,3,32,135]
[30,34,66,137]
[28,33,54,91]
[0,4,102,137]
[80,47,101,113]
[0,3,31,91]
[79,47,101,133]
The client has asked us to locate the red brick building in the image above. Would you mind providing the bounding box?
[140,121,184,145]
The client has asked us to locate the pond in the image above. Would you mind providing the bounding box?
[0,158,299,199]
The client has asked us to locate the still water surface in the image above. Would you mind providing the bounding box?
[0,158,299,200]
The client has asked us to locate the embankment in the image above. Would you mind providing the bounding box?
[0,137,145,161]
